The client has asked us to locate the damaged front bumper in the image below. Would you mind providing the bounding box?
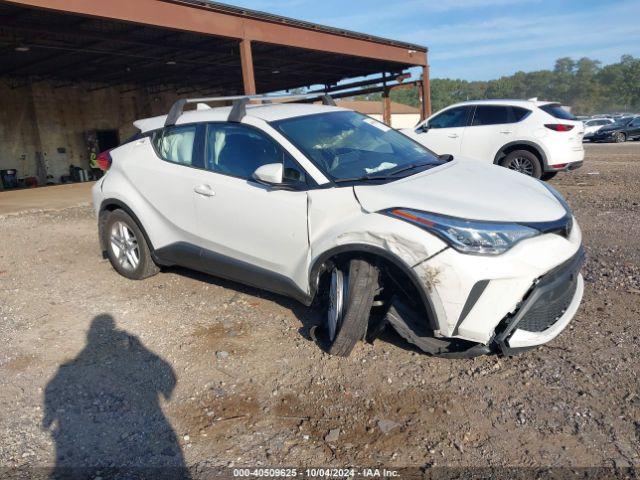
[390,221,585,357]
[492,247,585,355]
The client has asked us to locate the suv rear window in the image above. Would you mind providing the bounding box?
[539,103,576,120]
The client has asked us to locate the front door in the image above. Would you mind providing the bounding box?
[412,105,472,155]
[193,122,310,296]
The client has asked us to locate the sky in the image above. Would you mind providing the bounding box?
[222,0,640,81]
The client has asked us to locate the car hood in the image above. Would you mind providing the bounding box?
[353,159,567,222]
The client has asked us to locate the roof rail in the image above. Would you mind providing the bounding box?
[164,93,336,126]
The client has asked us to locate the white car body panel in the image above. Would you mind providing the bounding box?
[93,101,586,355]
[416,125,466,156]
[192,168,310,292]
[354,160,566,222]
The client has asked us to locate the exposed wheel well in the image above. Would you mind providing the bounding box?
[310,248,437,331]
[495,142,545,168]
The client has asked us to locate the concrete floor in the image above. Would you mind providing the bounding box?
[0,182,94,216]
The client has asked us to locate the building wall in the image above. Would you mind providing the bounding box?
[0,80,177,183]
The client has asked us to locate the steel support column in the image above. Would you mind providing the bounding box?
[382,88,391,126]
[421,63,431,120]
[240,38,256,95]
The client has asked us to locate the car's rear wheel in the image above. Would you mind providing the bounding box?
[324,258,379,357]
[500,150,542,179]
[614,132,626,143]
[541,172,558,181]
[103,209,159,280]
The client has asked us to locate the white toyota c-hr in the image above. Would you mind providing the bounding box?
[92,95,585,358]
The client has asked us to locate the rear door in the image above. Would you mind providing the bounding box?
[411,106,472,155]
[123,123,204,243]
[460,105,527,163]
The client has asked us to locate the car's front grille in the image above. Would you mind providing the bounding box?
[517,273,578,332]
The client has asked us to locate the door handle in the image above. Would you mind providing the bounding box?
[447,133,459,138]
[194,185,215,197]
[500,130,513,134]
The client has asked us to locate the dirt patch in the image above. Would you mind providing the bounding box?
[2,354,36,372]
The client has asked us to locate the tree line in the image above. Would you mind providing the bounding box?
[373,55,640,116]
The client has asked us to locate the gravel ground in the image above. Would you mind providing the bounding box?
[0,143,638,476]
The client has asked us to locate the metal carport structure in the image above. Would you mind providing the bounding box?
[0,0,429,186]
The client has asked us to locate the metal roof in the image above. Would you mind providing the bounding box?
[178,0,428,52]
[0,1,424,94]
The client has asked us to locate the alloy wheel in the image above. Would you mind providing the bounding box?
[508,156,535,176]
[110,221,140,272]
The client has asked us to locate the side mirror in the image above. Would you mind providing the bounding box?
[252,163,283,186]
[418,123,430,133]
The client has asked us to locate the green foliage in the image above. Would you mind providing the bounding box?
[380,56,640,115]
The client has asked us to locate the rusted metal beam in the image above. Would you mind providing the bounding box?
[382,88,391,126]
[421,63,431,119]
[5,0,427,66]
[240,39,256,95]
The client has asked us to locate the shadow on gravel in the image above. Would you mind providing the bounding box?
[42,314,189,480]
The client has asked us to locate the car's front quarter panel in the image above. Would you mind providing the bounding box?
[307,186,448,287]
[417,218,582,344]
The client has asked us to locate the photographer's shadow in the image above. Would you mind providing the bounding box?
[42,314,189,479]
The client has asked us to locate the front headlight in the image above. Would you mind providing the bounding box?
[386,209,540,255]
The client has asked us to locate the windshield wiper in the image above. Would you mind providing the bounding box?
[384,162,437,176]
[333,174,394,183]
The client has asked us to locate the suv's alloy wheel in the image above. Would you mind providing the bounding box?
[103,209,160,280]
[110,221,140,272]
[500,150,542,179]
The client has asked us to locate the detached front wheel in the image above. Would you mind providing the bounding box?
[324,259,378,357]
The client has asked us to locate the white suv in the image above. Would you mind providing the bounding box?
[403,99,585,180]
[92,95,584,358]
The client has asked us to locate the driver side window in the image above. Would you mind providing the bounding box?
[204,123,306,183]
[427,106,471,129]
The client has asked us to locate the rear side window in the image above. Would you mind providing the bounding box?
[539,103,577,120]
[153,125,199,167]
[471,106,510,126]
[428,106,471,129]
[511,107,531,122]
[471,105,531,126]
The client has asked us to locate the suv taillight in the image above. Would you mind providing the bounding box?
[97,150,112,171]
[545,124,574,132]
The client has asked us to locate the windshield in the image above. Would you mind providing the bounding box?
[272,111,442,182]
